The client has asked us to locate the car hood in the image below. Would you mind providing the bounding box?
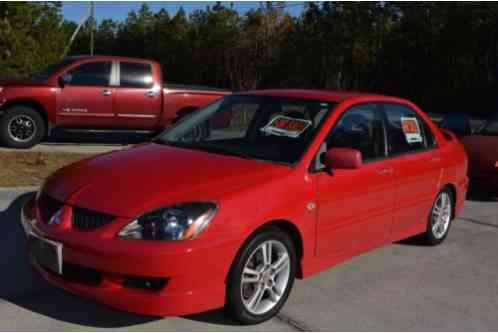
[43,143,288,218]
[462,135,498,173]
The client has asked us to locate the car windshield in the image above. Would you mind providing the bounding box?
[155,95,334,164]
[478,116,498,136]
[31,58,76,82]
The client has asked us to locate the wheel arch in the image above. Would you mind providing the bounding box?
[238,219,305,279]
[441,183,457,219]
[175,106,198,120]
[2,99,50,133]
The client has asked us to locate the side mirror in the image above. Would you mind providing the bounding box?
[58,74,71,88]
[322,148,362,172]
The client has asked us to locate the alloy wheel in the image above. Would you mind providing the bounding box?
[8,115,37,143]
[432,191,452,239]
[240,240,291,315]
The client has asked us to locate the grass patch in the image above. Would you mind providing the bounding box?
[0,152,91,187]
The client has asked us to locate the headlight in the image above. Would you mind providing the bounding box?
[117,202,218,241]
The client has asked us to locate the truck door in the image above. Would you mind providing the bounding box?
[57,61,115,127]
[113,61,162,129]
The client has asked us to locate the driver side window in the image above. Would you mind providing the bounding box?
[65,61,112,87]
[325,103,386,162]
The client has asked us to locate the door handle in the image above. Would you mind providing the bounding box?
[145,90,157,97]
[101,89,112,96]
[376,167,393,176]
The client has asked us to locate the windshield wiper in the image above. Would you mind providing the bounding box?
[193,143,254,160]
[153,140,253,159]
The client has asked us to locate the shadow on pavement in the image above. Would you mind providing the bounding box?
[0,191,158,328]
[183,309,241,326]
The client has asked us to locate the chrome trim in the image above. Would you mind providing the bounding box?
[58,113,114,117]
[116,113,157,119]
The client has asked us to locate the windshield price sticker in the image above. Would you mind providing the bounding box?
[261,115,312,138]
[401,117,423,143]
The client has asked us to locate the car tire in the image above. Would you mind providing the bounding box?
[226,226,297,325]
[422,188,454,245]
[0,106,46,149]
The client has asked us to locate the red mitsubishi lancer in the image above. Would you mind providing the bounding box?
[21,90,468,324]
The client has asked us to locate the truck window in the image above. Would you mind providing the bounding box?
[119,62,153,88]
[66,61,112,86]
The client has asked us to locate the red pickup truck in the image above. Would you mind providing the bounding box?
[0,56,230,148]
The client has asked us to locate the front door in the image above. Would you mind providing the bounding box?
[57,61,115,127]
[315,103,395,257]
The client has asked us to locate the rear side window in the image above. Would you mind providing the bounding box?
[384,103,433,155]
[66,62,111,86]
[326,103,386,162]
[119,62,153,88]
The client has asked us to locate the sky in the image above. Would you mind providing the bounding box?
[61,1,307,23]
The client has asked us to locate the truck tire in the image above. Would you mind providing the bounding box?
[0,106,46,149]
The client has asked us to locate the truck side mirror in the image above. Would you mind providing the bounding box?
[58,74,71,88]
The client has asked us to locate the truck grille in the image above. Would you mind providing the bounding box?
[38,193,64,224]
[72,206,115,230]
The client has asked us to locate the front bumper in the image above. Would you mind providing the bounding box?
[21,198,242,317]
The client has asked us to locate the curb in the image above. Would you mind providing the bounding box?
[0,186,39,192]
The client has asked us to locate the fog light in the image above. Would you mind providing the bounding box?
[124,276,168,291]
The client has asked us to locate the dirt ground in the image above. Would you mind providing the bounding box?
[0,152,91,187]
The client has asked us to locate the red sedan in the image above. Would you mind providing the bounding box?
[21,90,468,324]
[461,115,498,195]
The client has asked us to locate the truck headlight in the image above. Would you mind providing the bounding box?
[117,202,218,241]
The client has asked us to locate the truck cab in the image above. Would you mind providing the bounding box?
[0,56,230,148]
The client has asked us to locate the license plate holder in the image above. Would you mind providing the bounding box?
[28,233,63,275]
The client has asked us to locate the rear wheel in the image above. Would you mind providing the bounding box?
[422,188,454,245]
[226,227,296,324]
[0,106,45,149]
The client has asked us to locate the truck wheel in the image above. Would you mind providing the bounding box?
[0,106,46,149]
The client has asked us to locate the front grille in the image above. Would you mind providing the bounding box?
[72,206,115,230]
[42,262,102,286]
[63,262,102,286]
[37,192,63,224]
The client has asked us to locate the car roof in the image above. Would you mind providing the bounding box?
[240,89,403,104]
[66,55,157,64]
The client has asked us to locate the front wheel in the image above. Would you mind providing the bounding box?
[226,227,297,324]
[422,188,454,245]
[0,106,45,149]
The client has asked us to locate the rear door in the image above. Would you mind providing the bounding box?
[113,61,161,129]
[382,103,443,240]
[57,61,115,127]
[315,103,395,257]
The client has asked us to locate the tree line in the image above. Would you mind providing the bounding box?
[1,2,498,116]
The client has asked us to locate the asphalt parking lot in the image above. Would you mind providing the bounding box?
[0,188,496,331]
